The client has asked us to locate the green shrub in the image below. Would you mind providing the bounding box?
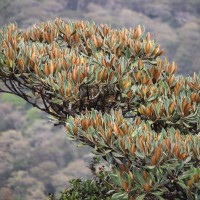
[49,158,113,200]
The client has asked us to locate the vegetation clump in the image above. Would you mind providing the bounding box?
[0,18,199,199]
[49,158,113,200]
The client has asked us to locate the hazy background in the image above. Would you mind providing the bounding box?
[0,0,199,199]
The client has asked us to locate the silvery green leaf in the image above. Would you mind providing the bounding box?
[136,194,146,200]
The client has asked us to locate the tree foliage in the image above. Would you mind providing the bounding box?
[0,19,199,199]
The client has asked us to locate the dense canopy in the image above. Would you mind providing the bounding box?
[0,19,199,199]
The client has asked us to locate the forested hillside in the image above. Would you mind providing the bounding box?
[0,0,199,199]
[0,94,91,199]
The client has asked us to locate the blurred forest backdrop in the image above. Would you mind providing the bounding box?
[0,0,200,199]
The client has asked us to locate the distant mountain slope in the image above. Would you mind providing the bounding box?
[0,94,91,199]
